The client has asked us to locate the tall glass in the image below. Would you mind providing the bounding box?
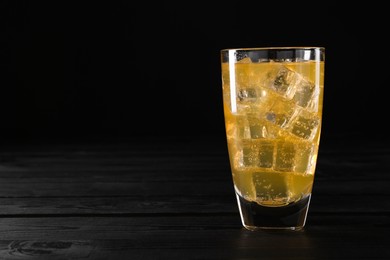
[220,47,325,231]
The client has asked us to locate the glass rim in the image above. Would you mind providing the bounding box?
[220,46,325,52]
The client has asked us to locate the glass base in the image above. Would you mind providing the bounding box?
[236,194,311,231]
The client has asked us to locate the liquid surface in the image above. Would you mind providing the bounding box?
[222,60,324,207]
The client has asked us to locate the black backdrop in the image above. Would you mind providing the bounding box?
[2,1,389,145]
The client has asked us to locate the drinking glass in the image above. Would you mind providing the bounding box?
[220,47,325,231]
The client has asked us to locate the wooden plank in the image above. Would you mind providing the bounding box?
[0,239,388,260]
[0,148,388,182]
[0,196,237,215]
[0,215,387,259]
[0,139,388,167]
[0,194,388,215]
[0,166,232,179]
[0,179,388,198]
[0,215,388,240]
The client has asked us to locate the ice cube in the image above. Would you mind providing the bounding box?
[246,115,269,139]
[263,65,319,110]
[238,88,257,100]
[242,145,257,167]
[288,110,320,140]
[264,65,298,99]
[253,171,289,205]
[293,77,315,108]
[306,90,320,112]
[265,98,299,129]
[235,85,269,113]
[257,140,274,168]
[232,115,250,139]
[233,169,256,201]
[237,87,257,102]
[236,56,252,63]
[294,142,317,174]
[227,113,280,140]
[232,140,259,168]
[274,141,296,172]
[233,139,276,169]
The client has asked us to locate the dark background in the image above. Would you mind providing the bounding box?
[1,1,389,146]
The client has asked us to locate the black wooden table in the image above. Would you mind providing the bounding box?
[0,135,389,259]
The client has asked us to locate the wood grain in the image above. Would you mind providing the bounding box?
[0,137,389,259]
